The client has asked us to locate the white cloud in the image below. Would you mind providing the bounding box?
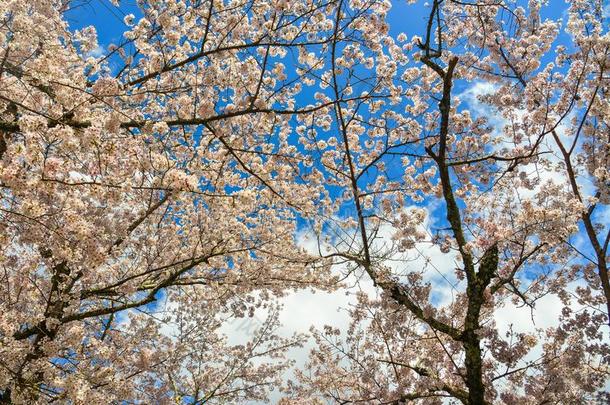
[248,214,459,403]
[458,81,498,120]
[85,45,105,58]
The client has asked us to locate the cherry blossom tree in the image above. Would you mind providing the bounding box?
[1,0,608,404]
[284,0,609,404]
[0,0,355,401]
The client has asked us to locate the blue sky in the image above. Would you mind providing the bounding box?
[63,0,608,276]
